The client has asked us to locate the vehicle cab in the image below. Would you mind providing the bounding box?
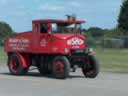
[32,17,86,55]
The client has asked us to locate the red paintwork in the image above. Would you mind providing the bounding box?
[19,53,30,68]
[32,19,85,24]
[9,57,19,73]
[4,19,86,55]
[53,60,64,75]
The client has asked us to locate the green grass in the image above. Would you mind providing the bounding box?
[0,47,7,64]
[96,48,128,73]
[0,47,128,73]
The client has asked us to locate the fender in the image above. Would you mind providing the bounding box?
[17,53,30,68]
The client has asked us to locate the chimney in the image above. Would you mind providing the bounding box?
[66,15,76,21]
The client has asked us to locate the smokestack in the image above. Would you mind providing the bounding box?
[66,15,76,21]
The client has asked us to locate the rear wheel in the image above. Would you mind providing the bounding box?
[52,56,70,79]
[82,55,99,78]
[8,54,28,75]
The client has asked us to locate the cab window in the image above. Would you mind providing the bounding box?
[40,23,48,33]
[76,24,82,34]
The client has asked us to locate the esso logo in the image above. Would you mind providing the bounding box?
[67,37,84,46]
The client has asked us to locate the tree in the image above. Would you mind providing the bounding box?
[0,21,14,46]
[118,0,128,35]
[86,27,104,37]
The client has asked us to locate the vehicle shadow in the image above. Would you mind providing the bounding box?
[0,72,84,80]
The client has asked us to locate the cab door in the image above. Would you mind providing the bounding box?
[39,23,50,53]
[32,23,40,53]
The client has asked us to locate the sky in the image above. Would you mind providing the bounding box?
[0,0,122,32]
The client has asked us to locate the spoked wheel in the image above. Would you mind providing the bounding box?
[82,55,99,78]
[8,54,28,75]
[52,56,70,79]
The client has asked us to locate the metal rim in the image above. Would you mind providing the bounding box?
[9,57,19,73]
[53,60,64,77]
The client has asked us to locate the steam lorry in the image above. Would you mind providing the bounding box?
[4,16,99,79]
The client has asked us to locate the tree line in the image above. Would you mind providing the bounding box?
[83,0,128,48]
[0,22,14,46]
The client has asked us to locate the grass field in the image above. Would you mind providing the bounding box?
[96,48,128,73]
[0,47,128,73]
[0,47,7,65]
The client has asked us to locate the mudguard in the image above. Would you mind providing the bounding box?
[17,53,30,68]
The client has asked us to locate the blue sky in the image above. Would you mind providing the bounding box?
[0,0,122,32]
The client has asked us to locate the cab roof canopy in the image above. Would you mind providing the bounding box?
[32,19,85,24]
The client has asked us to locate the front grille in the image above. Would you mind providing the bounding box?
[69,52,86,67]
[70,49,85,61]
[71,49,85,55]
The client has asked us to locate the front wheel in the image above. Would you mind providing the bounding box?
[52,56,70,79]
[82,55,99,78]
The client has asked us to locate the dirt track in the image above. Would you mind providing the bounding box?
[0,65,128,96]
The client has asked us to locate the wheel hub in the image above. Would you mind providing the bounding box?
[10,58,19,73]
[54,61,64,74]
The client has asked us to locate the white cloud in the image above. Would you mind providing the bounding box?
[39,4,65,11]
